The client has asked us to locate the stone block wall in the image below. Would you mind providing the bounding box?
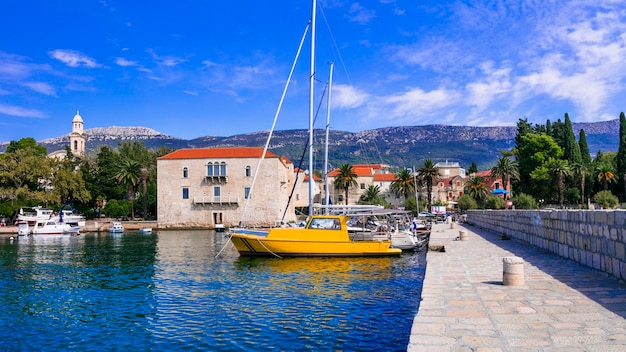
[467,210,626,282]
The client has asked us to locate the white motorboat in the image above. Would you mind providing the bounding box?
[139,227,152,234]
[31,219,81,235]
[109,222,124,233]
[17,206,85,227]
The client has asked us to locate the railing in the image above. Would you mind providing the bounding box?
[193,196,239,205]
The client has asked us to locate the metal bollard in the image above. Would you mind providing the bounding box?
[503,256,525,286]
[459,230,468,241]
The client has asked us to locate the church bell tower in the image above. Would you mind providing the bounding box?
[69,110,85,157]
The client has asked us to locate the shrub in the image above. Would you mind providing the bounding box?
[512,193,538,209]
[458,194,478,211]
[486,196,506,209]
[593,190,619,209]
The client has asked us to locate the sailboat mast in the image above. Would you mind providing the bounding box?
[324,62,333,212]
[308,0,317,216]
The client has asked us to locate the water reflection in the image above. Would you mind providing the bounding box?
[0,231,425,351]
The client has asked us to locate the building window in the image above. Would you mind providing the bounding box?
[456,181,461,187]
[73,140,78,151]
[439,182,444,188]
[360,183,366,189]
[444,169,450,175]
[182,187,189,199]
[245,165,251,177]
[214,186,221,197]
[220,162,227,176]
[183,167,188,178]
[244,187,251,199]
[207,163,214,176]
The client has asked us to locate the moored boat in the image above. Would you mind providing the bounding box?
[109,222,124,233]
[229,215,401,257]
[31,219,81,235]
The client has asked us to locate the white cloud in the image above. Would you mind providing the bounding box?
[115,57,138,66]
[22,82,56,96]
[48,49,99,68]
[346,3,376,24]
[332,84,369,109]
[0,104,47,118]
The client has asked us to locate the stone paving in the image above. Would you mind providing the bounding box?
[408,222,626,352]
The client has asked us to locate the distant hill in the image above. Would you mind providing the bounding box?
[0,120,620,170]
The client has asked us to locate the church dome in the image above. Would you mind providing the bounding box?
[72,111,83,123]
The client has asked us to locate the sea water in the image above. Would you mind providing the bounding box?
[0,231,425,351]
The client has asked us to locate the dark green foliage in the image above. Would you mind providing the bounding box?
[617,112,626,199]
[458,194,478,211]
[468,161,478,174]
[579,129,592,166]
[563,114,582,165]
[512,193,537,209]
[486,196,505,209]
[593,190,619,209]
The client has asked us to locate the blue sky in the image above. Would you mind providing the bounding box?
[1,1,625,142]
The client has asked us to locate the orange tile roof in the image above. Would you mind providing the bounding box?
[373,173,396,182]
[158,147,280,160]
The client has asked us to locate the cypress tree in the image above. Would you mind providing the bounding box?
[564,113,582,164]
[617,112,626,199]
[579,129,592,166]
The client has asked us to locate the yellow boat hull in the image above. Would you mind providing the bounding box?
[229,217,402,257]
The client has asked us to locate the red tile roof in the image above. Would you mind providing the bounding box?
[158,147,280,160]
[373,173,396,182]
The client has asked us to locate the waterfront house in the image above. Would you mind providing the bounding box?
[326,164,396,205]
[157,147,297,229]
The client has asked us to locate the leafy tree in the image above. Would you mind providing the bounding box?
[486,195,506,209]
[490,156,519,196]
[578,129,592,166]
[593,190,619,209]
[417,159,439,209]
[390,169,415,202]
[516,133,563,199]
[512,193,538,209]
[548,158,571,208]
[102,199,131,218]
[115,160,141,219]
[457,194,478,211]
[571,162,589,207]
[333,164,358,205]
[596,163,617,191]
[464,176,488,205]
[563,113,582,165]
[468,161,478,175]
[6,137,47,156]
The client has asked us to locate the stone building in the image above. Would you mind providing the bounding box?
[69,111,85,157]
[156,147,297,229]
[326,164,396,205]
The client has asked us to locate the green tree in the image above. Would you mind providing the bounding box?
[490,156,519,196]
[417,159,439,209]
[516,133,563,199]
[578,129,592,166]
[563,113,582,165]
[359,185,386,206]
[468,161,478,175]
[390,169,415,202]
[115,160,141,219]
[457,194,478,211]
[464,176,489,205]
[486,195,506,209]
[571,162,589,207]
[333,164,358,205]
[6,137,47,156]
[512,193,538,209]
[548,158,571,208]
[596,163,617,191]
[593,190,619,209]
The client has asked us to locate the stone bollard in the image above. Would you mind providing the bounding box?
[450,222,457,229]
[459,230,468,241]
[503,256,525,286]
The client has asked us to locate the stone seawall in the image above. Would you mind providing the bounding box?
[467,209,626,282]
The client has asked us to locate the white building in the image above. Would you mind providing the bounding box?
[157,147,297,229]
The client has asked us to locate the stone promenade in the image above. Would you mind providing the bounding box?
[408,222,626,352]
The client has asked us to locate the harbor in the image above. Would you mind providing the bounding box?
[409,222,626,351]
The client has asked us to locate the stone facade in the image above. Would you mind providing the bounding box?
[157,147,297,229]
[467,209,626,282]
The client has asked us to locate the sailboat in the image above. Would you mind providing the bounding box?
[228,1,401,257]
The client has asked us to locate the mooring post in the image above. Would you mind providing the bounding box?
[503,256,525,286]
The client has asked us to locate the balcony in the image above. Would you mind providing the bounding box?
[203,175,228,184]
[193,196,240,205]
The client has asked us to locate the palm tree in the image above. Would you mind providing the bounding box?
[417,159,439,209]
[596,163,617,191]
[359,185,382,205]
[115,160,141,219]
[464,176,489,204]
[390,169,415,203]
[490,156,519,197]
[333,164,358,205]
[549,159,571,208]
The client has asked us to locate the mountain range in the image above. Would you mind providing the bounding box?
[0,120,620,171]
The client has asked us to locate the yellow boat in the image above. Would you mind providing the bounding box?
[229,215,402,257]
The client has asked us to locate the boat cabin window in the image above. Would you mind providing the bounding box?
[309,218,341,230]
